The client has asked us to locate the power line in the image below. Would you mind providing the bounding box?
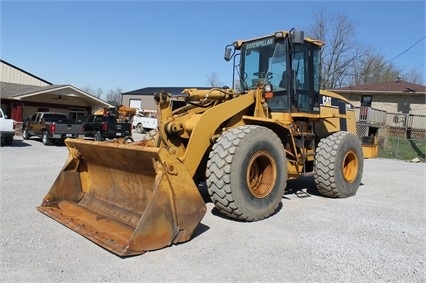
[352,36,426,78]
[413,62,425,70]
[383,36,425,66]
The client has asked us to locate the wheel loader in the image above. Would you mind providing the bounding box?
[37,29,364,256]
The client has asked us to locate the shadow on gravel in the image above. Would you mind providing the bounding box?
[199,175,323,222]
[118,222,211,259]
[193,172,366,225]
[7,139,32,147]
[191,223,211,238]
[209,202,284,222]
[285,175,365,197]
[285,175,321,197]
[22,138,67,146]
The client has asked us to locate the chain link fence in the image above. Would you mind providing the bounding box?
[355,108,425,162]
[379,131,426,162]
[380,112,425,161]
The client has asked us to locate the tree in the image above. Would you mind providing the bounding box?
[80,86,103,98]
[351,46,401,85]
[206,72,223,87]
[403,67,424,85]
[306,9,407,88]
[105,87,123,106]
[307,9,362,88]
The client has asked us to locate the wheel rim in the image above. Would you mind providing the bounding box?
[42,134,47,143]
[246,150,276,198]
[342,150,358,183]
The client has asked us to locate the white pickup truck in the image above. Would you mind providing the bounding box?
[131,109,158,133]
[0,108,15,146]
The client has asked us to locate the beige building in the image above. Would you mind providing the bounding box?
[330,79,426,115]
[1,59,112,123]
[330,79,425,139]
[121,87,212,111]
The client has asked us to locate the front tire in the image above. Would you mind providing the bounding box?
[22,128,30,140]
[206,125,287,221]
[136,123,144,133]
[314,131,363,198]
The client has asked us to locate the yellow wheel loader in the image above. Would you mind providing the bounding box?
[37,29,363,256]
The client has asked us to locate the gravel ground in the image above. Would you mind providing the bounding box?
[1,135,425,282]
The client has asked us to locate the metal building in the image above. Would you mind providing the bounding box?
[1,59,113,124]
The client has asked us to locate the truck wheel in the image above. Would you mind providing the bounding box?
[22,128,30,140]
[136,123,144,133]
[42,131,51,146]
[314,131,364,198]
[123,136,134,143]
[94,131,103,141]
[206,125,287,221]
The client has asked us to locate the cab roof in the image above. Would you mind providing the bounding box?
[233,30,324,49]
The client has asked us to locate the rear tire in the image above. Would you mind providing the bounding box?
[123,136,134,143]
[314,131,363,198]
[206,125,287,221]
[94,131,103,141]
[42,131,51,146]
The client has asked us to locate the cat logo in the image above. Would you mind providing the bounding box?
[322,96,332,106]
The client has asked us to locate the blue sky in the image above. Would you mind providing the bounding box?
[1,1,425,94]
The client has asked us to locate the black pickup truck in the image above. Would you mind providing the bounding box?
[82,114,132,141]
[22,112,83,145]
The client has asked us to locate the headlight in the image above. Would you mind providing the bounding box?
[264,84,273,93]
[274,32,285,39]
[264,84,273,99]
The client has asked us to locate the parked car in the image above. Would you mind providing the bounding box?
[22,112,83,145]
[0,108,15,146]
[82,114,132,141]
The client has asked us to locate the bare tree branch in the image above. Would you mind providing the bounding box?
[80,86,103,98]
[106,87,123,106]
[306,9,406,88]
[206,72,223,87]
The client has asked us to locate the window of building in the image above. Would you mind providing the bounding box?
[69,108,86,122]
[361,95,372,107]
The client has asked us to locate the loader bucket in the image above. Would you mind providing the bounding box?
[37,139,206,256]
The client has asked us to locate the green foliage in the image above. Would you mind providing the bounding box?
[379,137,426,162]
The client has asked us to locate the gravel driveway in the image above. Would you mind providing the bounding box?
[1,135,425,282]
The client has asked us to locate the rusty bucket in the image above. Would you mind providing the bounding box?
[37,139,206,256]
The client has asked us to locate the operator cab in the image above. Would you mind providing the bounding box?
[225,30,323,114]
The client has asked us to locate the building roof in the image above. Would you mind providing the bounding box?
[330,80,426,94]
[1,82,43,97]
[122,87,213,96]
[0,81,114,108]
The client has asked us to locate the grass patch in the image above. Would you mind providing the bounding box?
[379,136,426,162]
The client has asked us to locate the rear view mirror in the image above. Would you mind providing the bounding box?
[292,30,304,45]
[224,47,233,61]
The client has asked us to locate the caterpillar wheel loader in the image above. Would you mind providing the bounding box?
[37,29,363,257]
